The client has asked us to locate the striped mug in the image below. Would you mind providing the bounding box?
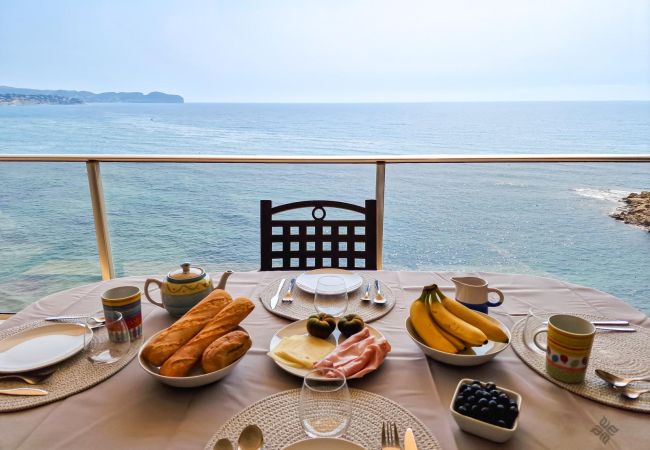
[101,286,143,341]
[533,314,595,383]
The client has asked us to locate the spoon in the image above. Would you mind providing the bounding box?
[46,314,105,327]
[0,367,57,385]
[595,369,650,388]
[213,438,234,450]
[618,386,650,400]
[237,424,264,450]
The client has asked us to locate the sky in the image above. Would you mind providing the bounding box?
[1,0,649,102]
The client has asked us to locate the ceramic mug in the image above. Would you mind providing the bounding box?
[452,277,504,314]
[101,286,143,341]
[533,314,595,383]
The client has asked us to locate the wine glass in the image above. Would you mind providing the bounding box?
[314,275,348,317]
[84,311,131,364]
[300,368,351,438]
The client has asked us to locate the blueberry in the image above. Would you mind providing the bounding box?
[470,404,479,416]
[496,404,505,413]
[467,395,476,404]
[488,400,498,408]
[478,398,488,406]
[472,379,482,385]
[493,389,502,396]
[498,393,510,404]
[497,419,507,428]
[508,405,518,419]
[458,405,467,415]
[509,399,518,408]
[485,382,496,390]
[480,406,490,418]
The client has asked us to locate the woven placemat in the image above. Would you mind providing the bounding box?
[511,313,650,413]
[205,388,441,450]
[259,274,395,322]
[0,320,139,413]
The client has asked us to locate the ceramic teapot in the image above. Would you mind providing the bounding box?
[144,263,232,317]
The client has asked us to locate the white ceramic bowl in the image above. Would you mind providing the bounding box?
[449,378,522,443]
[405,313,511,366]
[281,438,364,450]
[138,327,247,388]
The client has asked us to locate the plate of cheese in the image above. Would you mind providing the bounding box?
[268,319,388,378]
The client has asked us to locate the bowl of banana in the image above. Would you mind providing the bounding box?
[405,284,511,366]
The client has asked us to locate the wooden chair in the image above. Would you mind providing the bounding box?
[260,200,377,271]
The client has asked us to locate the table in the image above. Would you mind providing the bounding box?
[1,271,649,450]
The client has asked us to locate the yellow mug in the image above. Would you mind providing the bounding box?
[533,314,595,383]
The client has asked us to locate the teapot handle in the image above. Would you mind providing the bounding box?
[144,278,164,308]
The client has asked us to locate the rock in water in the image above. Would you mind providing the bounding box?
[610,191,650,232]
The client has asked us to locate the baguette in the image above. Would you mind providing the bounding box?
[142,289,232,366]
[201,330,252,373]
[159,297,255,377]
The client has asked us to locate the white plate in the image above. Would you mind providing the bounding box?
[282,438,366,450]
[405,314,511,367]
[138,327,247,388]
[295,269,363,295]
[269,319,385,378]
[0,323,92,373]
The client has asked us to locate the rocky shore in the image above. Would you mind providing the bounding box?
[610,191,650,232]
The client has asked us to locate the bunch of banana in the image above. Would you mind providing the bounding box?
[409,284,509,355]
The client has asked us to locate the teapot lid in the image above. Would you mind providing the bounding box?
[168,263,205,282]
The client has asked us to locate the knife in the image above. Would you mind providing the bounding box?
[270,278,286,310]
[0,388,49,396]
[404,427,418,450]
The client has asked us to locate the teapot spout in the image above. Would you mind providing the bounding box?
[216,270,233,290]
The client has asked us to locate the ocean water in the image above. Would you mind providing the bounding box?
[0,102,648,314]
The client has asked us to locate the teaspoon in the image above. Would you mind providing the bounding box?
[213,438,234,450]
[238,424,264,450]
[595,369,650,388]
[619,386,650,400]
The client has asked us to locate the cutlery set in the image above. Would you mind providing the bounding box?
[381,422,418,450]
[595,369,650,400]
[361,279,387,305]
[271,278,297,309]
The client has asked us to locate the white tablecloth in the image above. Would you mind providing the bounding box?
[1,271,648,450]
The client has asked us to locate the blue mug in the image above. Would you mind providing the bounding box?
[452,277,504,314]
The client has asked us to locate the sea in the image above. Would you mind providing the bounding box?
[0,102,648,314]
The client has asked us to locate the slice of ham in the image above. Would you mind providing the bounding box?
[314,328,391,378]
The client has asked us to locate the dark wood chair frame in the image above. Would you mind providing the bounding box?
[260,200,377,271]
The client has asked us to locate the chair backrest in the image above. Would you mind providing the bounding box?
[260,200,377,271]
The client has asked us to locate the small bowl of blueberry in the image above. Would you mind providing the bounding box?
[450,378,522,443]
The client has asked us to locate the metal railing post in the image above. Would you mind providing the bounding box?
[86,161,115,280]
[375,162,386,270]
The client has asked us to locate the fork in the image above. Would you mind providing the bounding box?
[381,421,401,450]
[282,278,296,303]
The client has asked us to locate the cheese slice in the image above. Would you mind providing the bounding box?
[268,335,335,369]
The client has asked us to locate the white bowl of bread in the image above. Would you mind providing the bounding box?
[139,288,254,388]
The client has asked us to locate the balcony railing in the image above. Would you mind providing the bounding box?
[1,153,649,282]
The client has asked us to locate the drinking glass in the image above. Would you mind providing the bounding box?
[300,368,351,438]
[314,276,348,317]
[84,311,131,364]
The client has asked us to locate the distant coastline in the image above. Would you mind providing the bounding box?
[0,86,183,105]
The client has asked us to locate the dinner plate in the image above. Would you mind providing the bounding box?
[295,269,363,295]
[269,319,385,378]
[281,438,366,450]
[0,323,92,373]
